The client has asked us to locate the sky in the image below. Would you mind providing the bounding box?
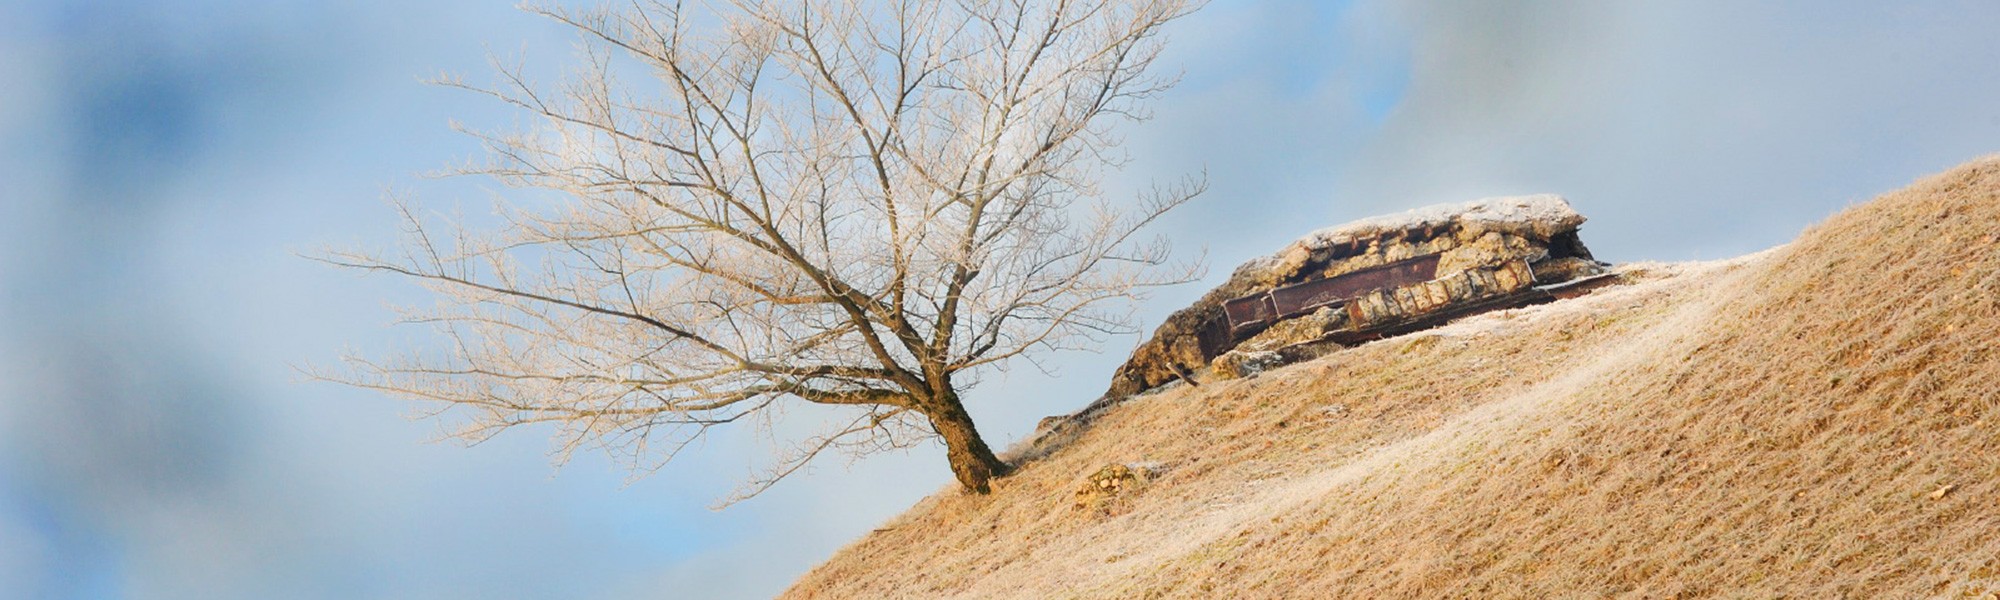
[3,1,1999,598]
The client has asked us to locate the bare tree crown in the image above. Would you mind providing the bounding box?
[320,0,1204,503]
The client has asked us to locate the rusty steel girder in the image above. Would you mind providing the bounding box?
[1223,253,1444,337]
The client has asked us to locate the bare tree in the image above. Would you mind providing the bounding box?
[318,0,1204,502]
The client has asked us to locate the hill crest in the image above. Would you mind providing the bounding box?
[787,156,2000,598]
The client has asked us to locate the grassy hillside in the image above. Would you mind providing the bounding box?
[785,157,2000,598]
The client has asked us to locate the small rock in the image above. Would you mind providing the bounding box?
[1210,350,1285,381]
[1035,415,1068,435]
[1931,484,1958,500]
[1072,462,1164,513]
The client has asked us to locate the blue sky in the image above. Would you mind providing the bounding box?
[4,1,2000,598]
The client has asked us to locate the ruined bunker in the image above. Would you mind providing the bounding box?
[1105,195,1616,398]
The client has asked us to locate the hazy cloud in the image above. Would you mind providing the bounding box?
[1337,0,2000,260]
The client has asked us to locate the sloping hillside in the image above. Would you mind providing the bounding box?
[786,157,2000,598]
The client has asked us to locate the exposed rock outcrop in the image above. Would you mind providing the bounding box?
[1103,195,1604,396]
[1007,196,1614,464]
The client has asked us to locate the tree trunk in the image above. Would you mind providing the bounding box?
[927,395,1012,494]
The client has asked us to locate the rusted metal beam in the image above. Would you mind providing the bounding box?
[1222,293,1279,335]
[1224,253,1444,337]
[1272,254,1441,317]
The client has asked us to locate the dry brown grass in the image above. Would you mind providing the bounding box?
[783,156,2000,599]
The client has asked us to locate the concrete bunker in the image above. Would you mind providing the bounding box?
[1107,194,1615,397]
[1014,195,1621,462]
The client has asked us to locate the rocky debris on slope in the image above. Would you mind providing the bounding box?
[1071,462,1163,515]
